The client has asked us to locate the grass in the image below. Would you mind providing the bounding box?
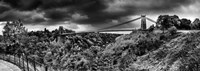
[128,32,200,71]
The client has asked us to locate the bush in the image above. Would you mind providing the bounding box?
[148,25,155,32]
[168,26,177,35]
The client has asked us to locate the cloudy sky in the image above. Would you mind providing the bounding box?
[0,0,200,34]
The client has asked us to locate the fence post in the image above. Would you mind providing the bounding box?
[8,55,9,61]
[22,55,25,71]
[6,54,8,61]
[9,55,11,61]
[45,65,48,71]
[8,55,10,61]
[14,54,16,64]
[19,55,21,67]
[4,54,5,60]
[3,54,4,60]
[33,58,36,71]
[26,55,29,71]
[60,67,62,71]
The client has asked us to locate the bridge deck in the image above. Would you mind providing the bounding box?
[61,30,200,35]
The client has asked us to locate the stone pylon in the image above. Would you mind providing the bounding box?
[141,15,147,30]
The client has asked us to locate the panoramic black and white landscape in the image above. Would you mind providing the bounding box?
[1,0,200,71]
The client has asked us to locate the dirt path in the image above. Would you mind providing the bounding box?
[0,60,21,71]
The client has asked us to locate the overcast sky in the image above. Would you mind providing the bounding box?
[0,0,200,34]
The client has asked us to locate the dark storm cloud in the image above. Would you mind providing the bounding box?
[43,9,72,21]
[3,0,99,10]
[41,0,108,24]
[1,0,106,24]
[1,0,197,25]
[0,6,10,13]
[127,0,194,12]
[24,17,46,24]
[3,0,41,11]
[0,2,11,14]
[0,10,21,21]
[75,0,195,24]
[0,9,47,25]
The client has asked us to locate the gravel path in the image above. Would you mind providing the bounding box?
[0,60,21,71]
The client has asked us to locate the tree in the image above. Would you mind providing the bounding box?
[157,15,174,33]
[148,25,155,32]
[157,15,194,30]
[180,18,191,30]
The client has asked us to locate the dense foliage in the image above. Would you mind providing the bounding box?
[129,32,200,71]
[0,29,121,70]
[157,15,200,30]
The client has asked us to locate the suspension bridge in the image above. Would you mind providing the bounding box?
[62,15,157,35]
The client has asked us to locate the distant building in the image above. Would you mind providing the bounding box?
[3,19,27,37]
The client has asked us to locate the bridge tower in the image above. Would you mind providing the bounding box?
[141,15,147,30]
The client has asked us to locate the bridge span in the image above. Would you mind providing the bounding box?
[61,15,156,35]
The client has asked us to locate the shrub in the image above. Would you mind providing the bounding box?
[168,26,177,35]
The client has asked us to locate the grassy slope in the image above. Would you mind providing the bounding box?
[101,31,165,70]
[103,31,200,71]
[130,32,200,71]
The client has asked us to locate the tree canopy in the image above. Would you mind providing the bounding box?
[156,15,199,30]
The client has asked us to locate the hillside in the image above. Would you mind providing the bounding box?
[102,31,200,71]
[130,32,200,71]
[2,30,200,71]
